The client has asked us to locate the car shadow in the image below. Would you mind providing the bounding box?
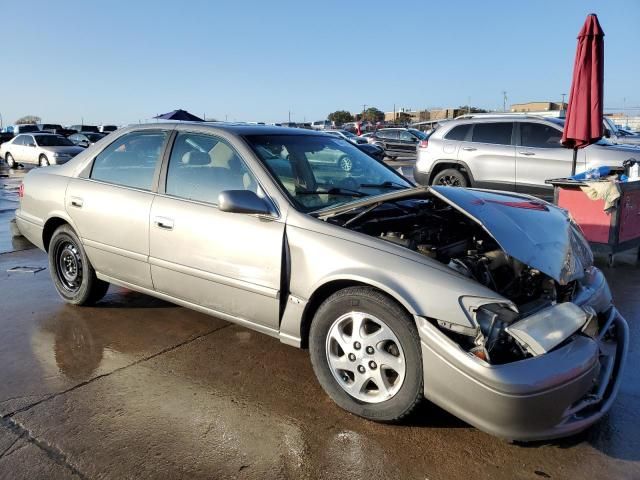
[96,289,174,309]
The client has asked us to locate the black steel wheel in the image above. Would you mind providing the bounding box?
[48,224,109,305]
[432,168,468,187]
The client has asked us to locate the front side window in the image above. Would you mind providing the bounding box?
[520,123,562,148]
[165,132,258,205]
[90,130,167,190]
[399,130,416,141]
[471,122,513,145]
[245,134,411,213]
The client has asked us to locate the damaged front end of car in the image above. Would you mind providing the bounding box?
[319,186,629,440]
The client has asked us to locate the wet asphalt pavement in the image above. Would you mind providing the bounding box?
[0,164,639,479]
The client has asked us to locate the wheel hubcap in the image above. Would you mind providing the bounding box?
[438,174,462,186]
[55,241,83,292]
[326,311,406,403]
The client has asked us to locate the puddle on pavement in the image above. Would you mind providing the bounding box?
[7,265,46,274]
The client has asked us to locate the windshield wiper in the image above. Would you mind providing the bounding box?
[295,187,369,198]
[359,180,408,190]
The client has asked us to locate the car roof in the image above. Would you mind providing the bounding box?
[124,121,331,137]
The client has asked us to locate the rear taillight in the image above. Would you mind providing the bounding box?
[418,140,429,148]
[18,183,24,198]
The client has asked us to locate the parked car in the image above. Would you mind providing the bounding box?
[311,120,332,130]
[356,143,385,163]
[603,117,640,146]
[324,129,369,145]
[6,124,40,135]
[37,123,76,137]
[0,133,84,167]
[98,125,118,133]
[68,125,100,134]
[0,131,14,146]
[15,123,627,442]
[414,116,640,195]
[368,128,428,159]
[69,132,106,148]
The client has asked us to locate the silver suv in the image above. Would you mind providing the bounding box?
[414,115,640,195]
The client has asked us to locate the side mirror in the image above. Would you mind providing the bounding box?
[27,143,36,147]
[218,190,272,216]
[80,140,89,147]
[604,129,611,138]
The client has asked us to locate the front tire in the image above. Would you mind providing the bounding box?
[5,152,15,168]
[48,224,109,305]
[309,287,423,422]
[39,154,50,167]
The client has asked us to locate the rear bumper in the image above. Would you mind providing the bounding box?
[418,307,628,441]
[413,167,430,186]
[15,211,45,250]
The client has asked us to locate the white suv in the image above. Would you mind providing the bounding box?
[414,115,640,195]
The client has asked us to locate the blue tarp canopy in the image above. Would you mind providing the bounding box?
[154,109,204,122]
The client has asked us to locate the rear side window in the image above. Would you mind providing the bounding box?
[471,122,513,145]
[444,124,471,141]
[90,131,167,190]
[381,130,399,140]
[13,135,25,145]
[165,132,258,205]
[520,122,562,148]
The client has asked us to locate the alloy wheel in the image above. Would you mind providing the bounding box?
[339,156,353,172]
[437,174,463,186]
[326,311,406,403]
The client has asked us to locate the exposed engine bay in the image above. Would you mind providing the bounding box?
[325,194,585,365]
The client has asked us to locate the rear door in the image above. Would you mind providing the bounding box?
[515,121,577,195]
[382,130,401,154]
[66,129,171,289]
[149,131,284,330]
[458,122,515,190]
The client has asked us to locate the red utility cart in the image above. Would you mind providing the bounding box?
[548,178,640,267]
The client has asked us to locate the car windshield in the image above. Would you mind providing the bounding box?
[408,128,427,139]
[340,130,357,138]
[245,134,412,212]
[86,133,105,142]
[543,118,614,146]
[36,135,74,147]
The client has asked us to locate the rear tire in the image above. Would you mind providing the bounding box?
[431,168,468,187]
[48,224,109,305]
[5,152,15,168]
[309,286,423,422]
[39,155,50,167]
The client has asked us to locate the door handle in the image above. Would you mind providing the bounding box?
[70,196,83,208]
[462,147,476,151]
[154,216,174,230]
[519,152,535,156]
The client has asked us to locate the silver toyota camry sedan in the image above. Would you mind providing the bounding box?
[15,123,628,441]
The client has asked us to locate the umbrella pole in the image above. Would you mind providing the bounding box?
[571,147,578,176]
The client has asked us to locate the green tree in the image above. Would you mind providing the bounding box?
[327,110,354,125]
[15,115,41,125]
[361,107,384,123]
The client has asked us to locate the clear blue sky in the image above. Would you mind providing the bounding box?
[2,0,639,126]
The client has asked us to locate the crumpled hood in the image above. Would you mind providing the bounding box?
[429,186,593,284]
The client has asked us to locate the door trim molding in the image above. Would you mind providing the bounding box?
[83,238,148,262]
[96,273,281,339]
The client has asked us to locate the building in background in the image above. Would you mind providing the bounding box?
[383,109,429,123]
[510,101,568,112]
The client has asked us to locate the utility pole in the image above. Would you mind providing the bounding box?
[393,104,396,122]
[288,110,291,123]
[501,91,507,112]
[362,104,367,122]
[0,112,3,129]
[467,97,471,114]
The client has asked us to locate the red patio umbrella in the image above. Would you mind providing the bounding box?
[561,13,605,175]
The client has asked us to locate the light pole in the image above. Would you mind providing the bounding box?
[561,93,567,114]
[0,111,3,129]
[502,91,507,112]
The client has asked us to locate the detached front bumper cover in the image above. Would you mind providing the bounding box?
[418,306,628,441]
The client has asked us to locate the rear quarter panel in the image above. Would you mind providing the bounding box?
[17,168,72,250]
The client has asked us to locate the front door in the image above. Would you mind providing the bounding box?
[23,135,38,164]
[515,122,582,195]
[458,121,516,191]
[398,130,419,155]
[66,129,170,289]
[149,131,284,330]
